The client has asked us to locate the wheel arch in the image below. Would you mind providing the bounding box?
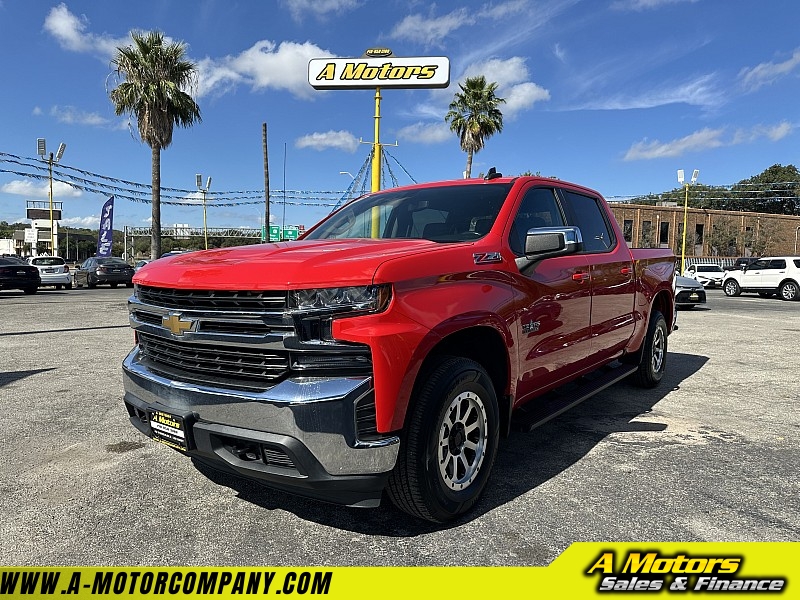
[405,326,512,437]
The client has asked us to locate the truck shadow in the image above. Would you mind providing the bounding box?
[195,351,708,536]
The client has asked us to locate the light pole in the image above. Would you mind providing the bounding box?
[37,138,66,256]
[677,168,699,274]
[196,174,212,250]
[795,225,800,254]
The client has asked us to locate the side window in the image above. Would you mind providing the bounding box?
[750,260,768,269]
[509,188,565,255]
[768,259,786,269]
[560,190,615,253]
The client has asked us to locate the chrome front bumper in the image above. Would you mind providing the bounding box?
[122,347,400,506]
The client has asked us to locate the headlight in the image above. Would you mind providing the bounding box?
[290,284,392,315]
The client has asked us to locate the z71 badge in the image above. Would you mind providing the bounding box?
[473,252,502,264]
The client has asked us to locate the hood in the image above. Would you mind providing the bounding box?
[133,239,439,289]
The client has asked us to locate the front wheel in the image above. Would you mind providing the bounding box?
[23,287,38,295]
[779,280,799,301]
[723,279,741,297]
[632,310,667,388]
[387,356,499,523]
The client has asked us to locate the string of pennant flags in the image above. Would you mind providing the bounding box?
[3,150,800,208]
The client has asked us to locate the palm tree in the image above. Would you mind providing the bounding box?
[109,30,201,259]
[445,75,505,178]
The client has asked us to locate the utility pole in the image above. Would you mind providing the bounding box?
[263,123,270,242]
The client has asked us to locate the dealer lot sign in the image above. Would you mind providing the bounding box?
[308,52,450,90]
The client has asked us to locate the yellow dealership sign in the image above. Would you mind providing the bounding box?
[308,56,450,90]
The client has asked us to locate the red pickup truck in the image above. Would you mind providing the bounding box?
[123,172,675,522]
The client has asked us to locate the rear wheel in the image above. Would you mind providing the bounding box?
[23,287,37,295]
[110,282,118,288]
[632,310,667,388]
[55,284,62,290]
[387,356,499,523]
[723,279,741,297]
[779,280,799,301]
[87,275,97,289]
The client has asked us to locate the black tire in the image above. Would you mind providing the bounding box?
[125,282,133,288]
[779,280,799,301]
[23,287,38,295]
[65,281,72,290]
[387,356,499,523]
[723,279,741,297]
[55,284,62,290]
[110,282,118,288]
[87,276,97,289]
[632,310,667,388]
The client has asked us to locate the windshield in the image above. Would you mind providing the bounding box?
[97,258,129,266]
[305,183,513,242]
[30,257,65,266]
[697,265,723,273]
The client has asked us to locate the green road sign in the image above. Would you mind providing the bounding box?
[269,225,281,242]
[282,227,299,241]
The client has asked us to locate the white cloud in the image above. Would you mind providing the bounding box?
[625,122,794,161]
[389,1,530,48]
[397,122,452,145]
[43,3,129,56]
[295,130,359,152]
[282,0,362,21]
[581,73,722,110]
[460,57,550,118]
[1,179,83,199]
[62,215,100,227]
[610,0,698,11]
[50,105,110,127]
[32,106,43,116]
[197,40,335,99]
[389,8,472,48]
[553,43,567,63]
[739,48,800,92]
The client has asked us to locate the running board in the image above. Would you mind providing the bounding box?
[511,362,638,433]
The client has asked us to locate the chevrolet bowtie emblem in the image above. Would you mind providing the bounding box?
[162,313,194,336]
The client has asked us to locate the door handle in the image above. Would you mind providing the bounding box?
[572,272,590,282]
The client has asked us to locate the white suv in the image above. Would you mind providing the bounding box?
[722,256,800,301]
[26,256,72,290]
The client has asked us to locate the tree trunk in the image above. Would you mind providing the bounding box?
[465,150,474,179]
[151,145,162,259]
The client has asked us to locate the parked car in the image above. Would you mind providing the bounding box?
[134,260,151,271]
[27,255,72,290]
[724,257,759,273]
[683,263,725,288]
[74,257,135,289]
[0,256,40,294]
[674,275,707,309]
[722,256,800,300]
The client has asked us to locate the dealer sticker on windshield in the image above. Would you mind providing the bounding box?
[149,410,189,451]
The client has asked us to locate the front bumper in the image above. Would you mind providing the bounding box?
[122,348,399,507]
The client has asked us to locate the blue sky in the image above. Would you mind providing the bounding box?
[0,0,798,232]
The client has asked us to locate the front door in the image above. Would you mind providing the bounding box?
[510,186,594,400]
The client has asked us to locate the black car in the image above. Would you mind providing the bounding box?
[74,257,135,289]
[725,257,759,272]
[0,256,41,294]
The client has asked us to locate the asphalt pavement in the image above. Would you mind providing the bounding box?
[0,285,797,566]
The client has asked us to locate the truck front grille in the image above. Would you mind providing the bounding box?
[137,285,287,312]
[138,332,290,391]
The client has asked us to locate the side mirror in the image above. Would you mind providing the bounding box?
[524,226,583,259]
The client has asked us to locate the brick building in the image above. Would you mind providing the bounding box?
[609,203,800,258]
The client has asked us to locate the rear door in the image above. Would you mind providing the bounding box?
[558,189,636,362]
[761,259,787,289]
